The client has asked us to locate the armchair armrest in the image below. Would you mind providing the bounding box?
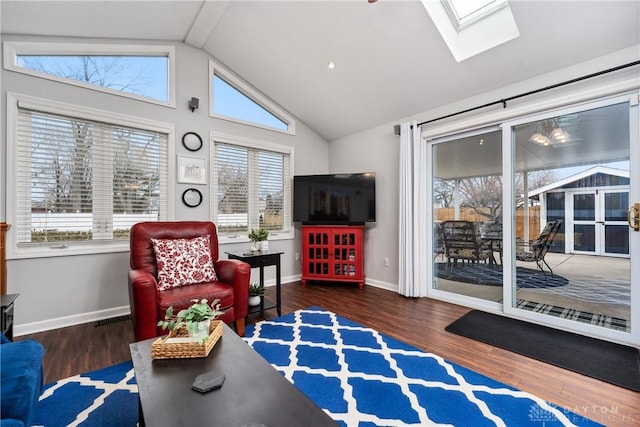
[214,259,251,319]
[128,269,159,342]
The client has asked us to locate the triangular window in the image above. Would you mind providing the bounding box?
[209,60,295,134]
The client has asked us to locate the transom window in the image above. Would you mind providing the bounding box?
[211,133,293,242]
[209,60,295,134]
[7,93,172,258]
[3,42,175,107]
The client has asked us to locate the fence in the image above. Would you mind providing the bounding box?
[434,207,541,239]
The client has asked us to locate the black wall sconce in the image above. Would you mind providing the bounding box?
[189,97,199,112]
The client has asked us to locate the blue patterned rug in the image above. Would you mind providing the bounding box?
[33,361,138,427]
[31,308,602,426]
[244,307,602,427]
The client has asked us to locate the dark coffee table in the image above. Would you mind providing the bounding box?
[130,324,336,427]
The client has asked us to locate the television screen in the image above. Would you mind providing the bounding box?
[293,173,376,224]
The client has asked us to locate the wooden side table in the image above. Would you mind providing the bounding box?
[225,250,284,316]
[1,294,19,340]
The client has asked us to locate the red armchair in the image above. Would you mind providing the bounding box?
[128,221,250,341]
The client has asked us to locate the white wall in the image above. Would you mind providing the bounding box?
[329,126,400,291]
[1,35,330,334]
[329,45,640,293]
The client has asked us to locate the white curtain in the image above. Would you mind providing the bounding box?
[398,121,428,297]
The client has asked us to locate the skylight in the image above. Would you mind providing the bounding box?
[443,0,508,30]
[422,0,519,62]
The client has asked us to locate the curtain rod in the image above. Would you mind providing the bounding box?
[411,60,640,128]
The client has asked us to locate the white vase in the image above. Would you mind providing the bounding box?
[260,240,269,251]
[248,295,261,306]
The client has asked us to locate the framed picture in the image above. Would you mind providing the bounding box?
[177,155,206,185]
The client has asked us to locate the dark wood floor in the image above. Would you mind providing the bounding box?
[19,281,639,426]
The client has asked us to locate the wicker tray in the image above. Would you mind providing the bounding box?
[151,320,223,360]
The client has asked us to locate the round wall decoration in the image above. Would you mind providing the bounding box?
[182,188,203,208]
[181,132,203,152]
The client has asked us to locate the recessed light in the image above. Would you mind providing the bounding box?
[327,61,336,69]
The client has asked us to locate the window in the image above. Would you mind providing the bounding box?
[421,0,518,62]
[3,42,175,107]
[209,60,295,134]
[211,133,293,242]
[7,93,172,258]
[442,0,508,30]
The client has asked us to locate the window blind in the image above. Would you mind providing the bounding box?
[213,142,291,236]
[16,107,168,246]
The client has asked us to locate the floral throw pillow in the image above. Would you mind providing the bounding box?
[151,235,217,291]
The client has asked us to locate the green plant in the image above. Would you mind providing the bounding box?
[248,228,269,242]
[249,282,264,297]
[157,298,222,333]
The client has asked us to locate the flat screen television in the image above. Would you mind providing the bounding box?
[293,173,376,224]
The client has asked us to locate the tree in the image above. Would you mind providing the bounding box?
[112,129,160,214]
[216,164,248,214]
[24,56,156,215]
[459,175,503,221]
[436,170,558,222]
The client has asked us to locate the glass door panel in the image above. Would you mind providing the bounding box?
[574,224,595,252]
[573,193,596,253]
[603,191,630,255]
[605,225,629,254]
[605,191,629,221]
[431,129,503,303]
[511,99,632,335]
[573,193,595,221]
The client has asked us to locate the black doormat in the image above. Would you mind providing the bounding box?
[435,262,568,288]
[446,310,640,391]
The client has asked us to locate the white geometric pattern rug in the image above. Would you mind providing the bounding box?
[244,307,602,427]
[33,361,138,427]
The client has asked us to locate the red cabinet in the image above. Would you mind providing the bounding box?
[301,225,364,288]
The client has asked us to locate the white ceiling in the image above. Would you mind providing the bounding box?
[2,1,639,141]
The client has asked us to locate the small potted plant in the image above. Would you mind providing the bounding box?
[248,282,264,306]
[248,228,269,251]
[157,298,222,343]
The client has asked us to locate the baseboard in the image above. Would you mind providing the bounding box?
[280,274,397,292]
[14,305,131,337]
[363,278,398,292]
[14,275,396,336]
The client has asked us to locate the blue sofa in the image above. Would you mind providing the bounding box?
[0,333,45,427]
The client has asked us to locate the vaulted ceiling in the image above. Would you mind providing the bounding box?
[2,1,639,141]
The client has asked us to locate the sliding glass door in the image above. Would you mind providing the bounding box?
[428,92,639,345]
[508,95,636,341]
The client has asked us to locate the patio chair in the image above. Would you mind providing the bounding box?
[479,220,503,264]
[441,220,492,266]
[515,219,562,275]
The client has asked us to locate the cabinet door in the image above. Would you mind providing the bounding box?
[304,228,330,277]
[331,227,363,280]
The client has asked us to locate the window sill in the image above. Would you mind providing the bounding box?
[7,242,130,260]
[218,231,294,246]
